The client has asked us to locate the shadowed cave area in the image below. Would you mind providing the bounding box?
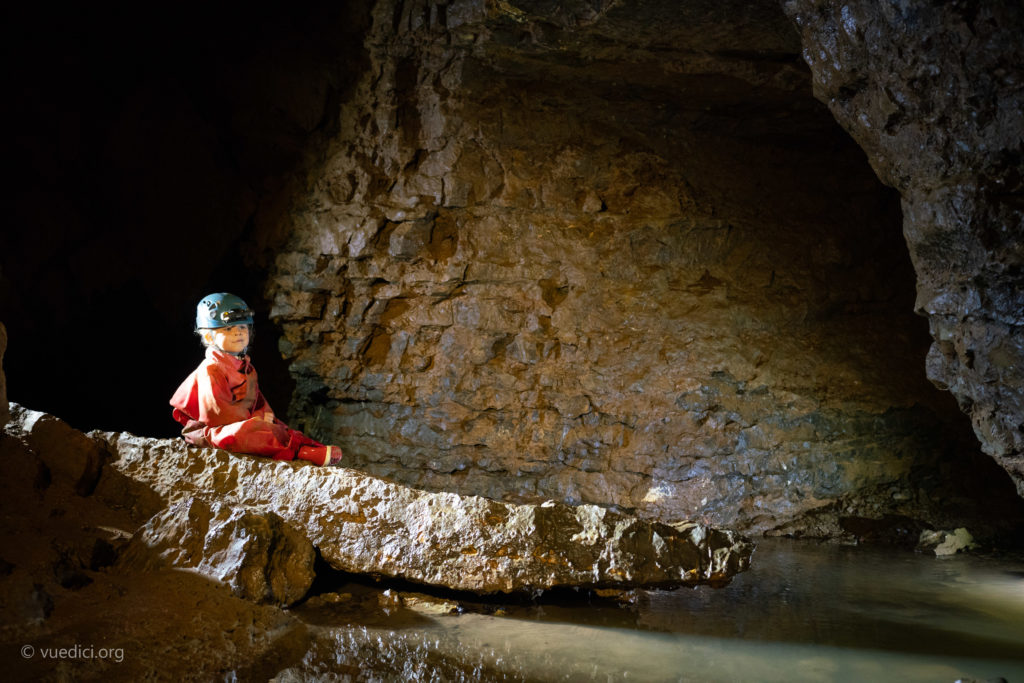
[3,0,1024,680]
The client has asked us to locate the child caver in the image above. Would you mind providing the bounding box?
[170,292,342,466]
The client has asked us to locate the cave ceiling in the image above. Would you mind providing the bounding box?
[456,0,840,149]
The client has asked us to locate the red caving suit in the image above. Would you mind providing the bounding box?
[170,347,321,460]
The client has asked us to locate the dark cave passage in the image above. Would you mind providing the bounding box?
[2,2,370,437]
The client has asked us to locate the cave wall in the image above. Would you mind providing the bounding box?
[253,0,1007,533]
[783,0,1024,495]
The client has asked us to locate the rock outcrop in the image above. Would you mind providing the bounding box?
[0,400,751,679]
[0,406,300,680]
[120,496,317,605]
[103,429,753,593]
[782,1,1024,495]
[2,403,750,600]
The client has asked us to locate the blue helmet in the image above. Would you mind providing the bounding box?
[196,293,254,329]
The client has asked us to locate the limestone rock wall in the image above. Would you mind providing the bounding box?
[782,0,1024,495]
[253,0,1016,534]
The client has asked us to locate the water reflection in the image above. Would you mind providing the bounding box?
[633,540,1024,660]
[274,539,1024,682]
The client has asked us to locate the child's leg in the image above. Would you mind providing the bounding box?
[296,444,341,466]
[205,419,341,465]
[206,419,299,460]
[287,428,342,465]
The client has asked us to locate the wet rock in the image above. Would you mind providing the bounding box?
[918,528,978,557]
[102,431,753,593]
[304,591,354,608]
[120,496,316,606]
[838,514,928,547]
[782,1,1024,496]
[397,592,462,615]
[592,587,640,605]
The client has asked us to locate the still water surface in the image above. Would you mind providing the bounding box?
[287,539,1024,682]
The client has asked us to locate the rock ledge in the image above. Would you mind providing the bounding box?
[98,429,752,594]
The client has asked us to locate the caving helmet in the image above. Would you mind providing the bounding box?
[195,292,254,329]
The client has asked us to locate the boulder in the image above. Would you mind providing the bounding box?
[100,432,753,594]
[917,528,978,557]
[120,496,316,605]
[17,406,109,496]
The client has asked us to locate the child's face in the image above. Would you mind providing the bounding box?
[207,325,250,354]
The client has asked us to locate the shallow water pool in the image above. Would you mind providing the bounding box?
[277,539,1024,682]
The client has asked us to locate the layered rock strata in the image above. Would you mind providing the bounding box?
[103,429,753,593]
[782,1,1024,494]
[251,0,1019,535]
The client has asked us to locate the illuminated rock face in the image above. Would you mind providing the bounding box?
[256,0,1020,535]
[3,405,750,598]
[103,429,753,593]
[782,0,1024,497]
[120,496,317,606]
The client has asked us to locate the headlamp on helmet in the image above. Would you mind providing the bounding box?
[196,293,254,329]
